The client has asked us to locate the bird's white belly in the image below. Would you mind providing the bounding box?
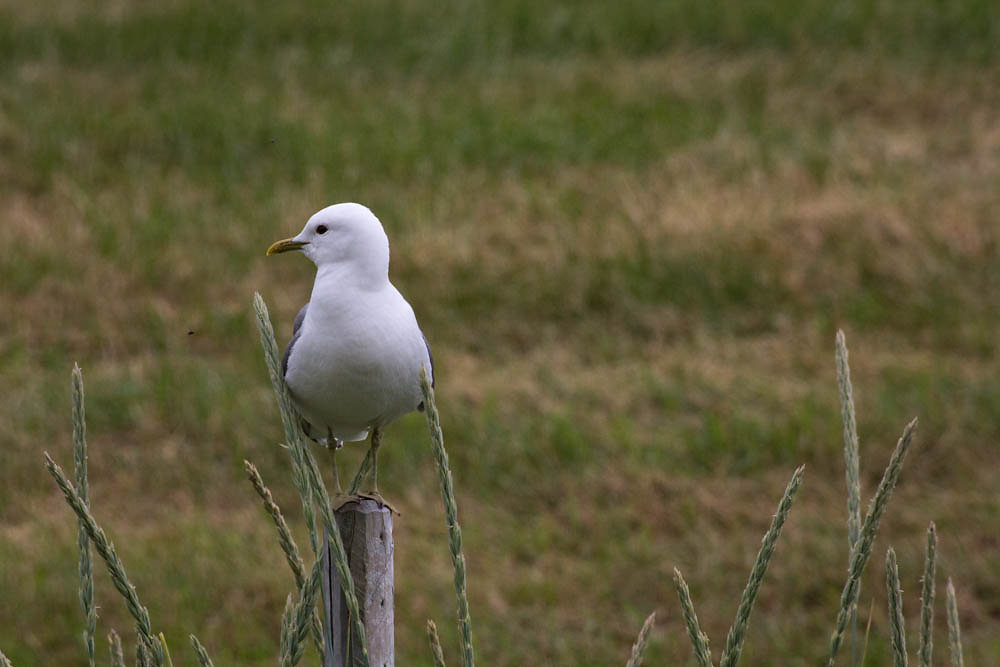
[285,298,427,442]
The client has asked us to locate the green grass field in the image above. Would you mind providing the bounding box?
[1,1,998,664]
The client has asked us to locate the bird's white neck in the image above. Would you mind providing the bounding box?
[312,260,391,299]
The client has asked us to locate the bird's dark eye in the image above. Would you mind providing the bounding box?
[316,225,328,235]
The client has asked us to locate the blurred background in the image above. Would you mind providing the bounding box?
[1,1,998,664]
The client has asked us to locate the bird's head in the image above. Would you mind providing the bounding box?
[267,203,390,286]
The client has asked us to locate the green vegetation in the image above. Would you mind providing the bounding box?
[1,1,998,664]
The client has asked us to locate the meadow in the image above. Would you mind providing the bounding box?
[1,1,998,664]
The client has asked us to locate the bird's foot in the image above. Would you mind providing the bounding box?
[356,490,399,515]
[329,491,398,514]
[331,493,361,511]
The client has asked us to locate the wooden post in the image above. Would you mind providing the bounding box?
[322,498,394,667]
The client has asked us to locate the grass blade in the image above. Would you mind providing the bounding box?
[109,629,125,667]
[625,612,656,667]
[300,445,371,667]
[44,453,164,667]
[255,294,368,664]
[188,635,214,667]
[278,594,296,667]
[420,366,475,667]
[918,523,937,667]
[253,293,320,557]
[886,547,907,667]
[136,637,149,667]
[861,598,875,664]
[158,634,173,667]
[835,331,862,550]
[719,465,805,667]
[835,331,862,667]
[945,579,964,667]
[279,557,324,667]
[244,460,324,660]
[245,459,307,585]
[827,418,917,667]
[672,568,713,667]
[427,620,448,667]
[72,364,97,667]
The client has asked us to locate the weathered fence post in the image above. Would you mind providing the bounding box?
[322,499,394,667]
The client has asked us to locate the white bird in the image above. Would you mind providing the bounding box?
[266,202,433,499]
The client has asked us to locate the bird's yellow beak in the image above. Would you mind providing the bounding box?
[266,238,308,256]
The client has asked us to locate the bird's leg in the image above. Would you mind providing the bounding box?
[358,429,397,513]
[331,449,343,495]
[368,427,383,496]
[328,429,343,496]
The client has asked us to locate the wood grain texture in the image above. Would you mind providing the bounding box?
[323,499,394,667]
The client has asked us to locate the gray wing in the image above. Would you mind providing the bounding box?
[281,302,309,378]
[417,330,434,412]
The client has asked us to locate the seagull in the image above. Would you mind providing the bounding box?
[266,202,433,501]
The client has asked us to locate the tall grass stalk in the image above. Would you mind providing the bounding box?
[278,594,297,667]
[244,460,324,659]
[827,417,917,667]
[279,557,324,667]
[946,579,964,667]
[835,332,862,552]
[427,620,448,667]
[44,453,164,667]
[420,366,475,667]
[720,465,804,667]
[158,633,174,667]
[861,599,875,663]
[300,445,371,667]
[918,523,937,667]
[253,293,320,557]
[245,460,307,585]
[835,331,861,667]
[72,364,97,667]
[108,630,125,667]
[189,635,214,667]
[672,568,713,667]
[254,294,369,667]
[625,612,656,667]
[886,548,907,667]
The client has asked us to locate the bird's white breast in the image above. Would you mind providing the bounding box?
[284,281,430,442]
